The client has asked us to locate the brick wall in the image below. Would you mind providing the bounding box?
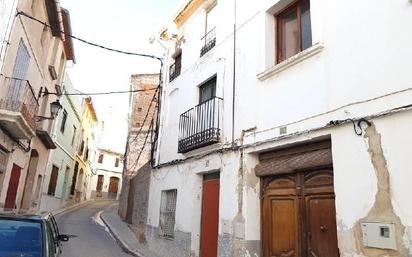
[119,74,159,225]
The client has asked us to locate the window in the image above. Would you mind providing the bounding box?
[0,149,8,173]
[71,126,76,146]
[13,40,30,80]
[60,110,67,133]
[137,107,142,112]
[46,220,57,255]
[115,158,119,167]
[200,2,217,57]
[169,51,182,82]
[98,154,104,164]
[84,140,89,161]
[78,139,84,156]
[276,0,312,63]
[84,148,89,161]
[159,189,177,238]
[199,76,216,103]
[0,219,43,256]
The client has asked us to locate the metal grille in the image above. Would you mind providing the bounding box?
[0,149,8,173]
[0,77,39,131]
[200,27,216,57]
[159,189,177,238]
[178,97,222,153]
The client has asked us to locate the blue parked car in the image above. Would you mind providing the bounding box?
[0,211,69,257]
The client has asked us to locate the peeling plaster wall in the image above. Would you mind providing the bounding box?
[332,112,412,256]
[146,151,240,257]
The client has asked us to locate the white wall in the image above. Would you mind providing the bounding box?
[157,0,412,165]
[152,0,412,255]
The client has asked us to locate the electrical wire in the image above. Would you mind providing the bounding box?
[129,117,154,171]
[0,74,159,96]
[59,87,158,96]
[13,11,166,169]
[16,11,163,63]
[128,86,160,146]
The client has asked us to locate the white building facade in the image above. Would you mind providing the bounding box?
[146,0,412,257]
[90,148,123,200]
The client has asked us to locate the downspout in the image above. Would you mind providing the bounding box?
[154,45,169,167]
[231,0,237,146]
[151,59,164,167]
[0,0,18,73]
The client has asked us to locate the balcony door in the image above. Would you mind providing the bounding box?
[9,41,30,103]
[199,76,216,103]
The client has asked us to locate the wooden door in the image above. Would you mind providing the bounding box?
[96,175,104,192]
[303,171,339,257]
[262,175,300,257]
[262,170,339,257]
[5,164,22,209]
[47,166,59,196]
[109,177,119,194]
[200,175,220,257]
[96,175,104,197]
[70,164,78,195]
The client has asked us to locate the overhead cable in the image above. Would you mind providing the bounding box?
[16,11,163,63]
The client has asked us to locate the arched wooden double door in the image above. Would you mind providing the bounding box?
[262,169,339,257]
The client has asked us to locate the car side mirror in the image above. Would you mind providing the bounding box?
[59,234,69,242]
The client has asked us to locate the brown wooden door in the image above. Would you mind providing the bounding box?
[5,164,22,209]
[262,170,339,257]
[303,171,339,257]
[70,164,79,195]
[109,177,119,194]
[262,175,300,257]
[96,175,104,192]
[200,176,220,257]
[47,166,59,196]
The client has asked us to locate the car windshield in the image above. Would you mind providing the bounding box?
[0,218,43,257]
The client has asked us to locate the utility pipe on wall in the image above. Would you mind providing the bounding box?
[231,0,237,146]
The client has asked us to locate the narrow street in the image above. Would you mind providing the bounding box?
[55,200,132,257]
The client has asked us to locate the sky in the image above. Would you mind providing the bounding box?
[60,0,182,153]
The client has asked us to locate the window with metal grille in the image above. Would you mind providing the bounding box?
[159,189,177,238]
[0,149,8,173]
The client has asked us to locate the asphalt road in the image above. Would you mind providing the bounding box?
[55,200,132,257]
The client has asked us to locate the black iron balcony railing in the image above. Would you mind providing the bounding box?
[178,97,222,153]
[200,27,216,57]
[169,62,181,82]
[0,77,39,131]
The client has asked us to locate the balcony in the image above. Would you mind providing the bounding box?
[35,120,56,149]
[200,27,216,57]
[169,62,181,82]
[178,97,222,153]
[0,77,39,139]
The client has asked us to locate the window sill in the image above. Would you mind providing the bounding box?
[257,43,324,81]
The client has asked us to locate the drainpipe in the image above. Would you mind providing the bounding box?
[154,42,169,167]
[231,0,237,146]
[0,0,18,73]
